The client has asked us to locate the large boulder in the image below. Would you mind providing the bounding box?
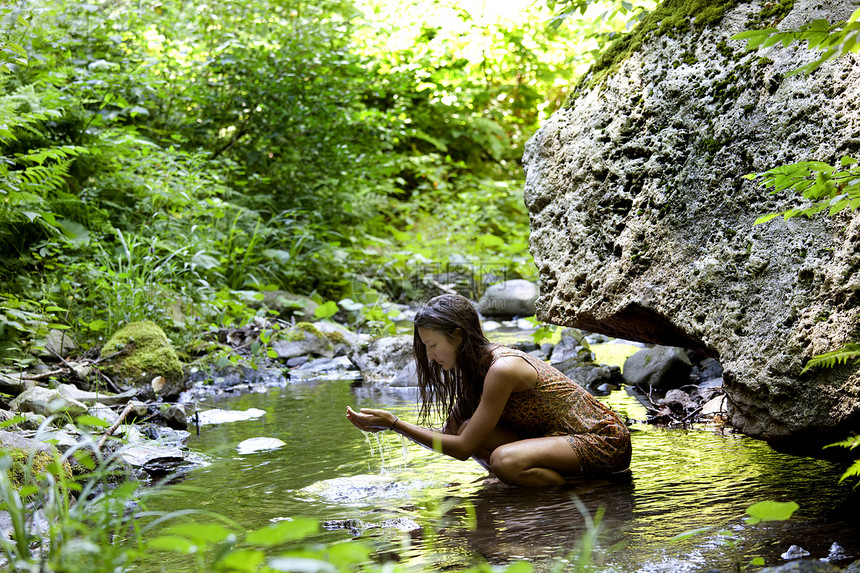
[349,335,414,382]
[622,346,693,390]
[478,279,540,318]
[101,321,186,399]
[522,0,860,451]
[255,291,318,319]
[271,322,334,359]
[0,431,72,489]
[9,386,88,417]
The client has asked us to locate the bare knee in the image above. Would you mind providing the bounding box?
[489,445,521,485]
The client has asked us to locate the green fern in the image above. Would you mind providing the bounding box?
[802,343,860,373]
[823,435,860,488]
[17,158,73,189]
[825,435,860,450]
[837,460,860,487]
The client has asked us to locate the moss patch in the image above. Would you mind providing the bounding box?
[3,447,72,490]
[282,322,335,353]
[284,322,326,342]
[322,330,346,344]
[101,320,184,386]
[569,0,740,102]
[751,0,795,27]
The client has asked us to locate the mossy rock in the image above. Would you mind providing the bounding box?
[0,431,73,490]
[287,322,326,341]
[570,0,740,101]
[101,321,185,399]
[256,291,319,319]
[271,323,334,360]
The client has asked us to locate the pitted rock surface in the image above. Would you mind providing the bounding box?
[523,0,860,450]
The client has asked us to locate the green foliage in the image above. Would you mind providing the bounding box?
[545,0,653,31]
[823,434,860,488]
[731,7,860,76]
[143,510,545,573]
[672,500,799,570]
[0,294,69,368]
[747,157,860,224]
[0,420,146,573]
[0,0,603,359]
[0,8,30,75]
[743,500,799,524]
[801,343,860,373]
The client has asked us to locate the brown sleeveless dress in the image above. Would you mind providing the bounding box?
[494,347,631,476]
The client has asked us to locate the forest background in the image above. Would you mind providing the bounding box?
[0,0,657,365]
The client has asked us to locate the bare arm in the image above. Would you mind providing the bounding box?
[346,356,534,461]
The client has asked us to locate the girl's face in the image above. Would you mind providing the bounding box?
[418,327,460,371]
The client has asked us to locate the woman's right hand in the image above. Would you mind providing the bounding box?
[346,406,397,433]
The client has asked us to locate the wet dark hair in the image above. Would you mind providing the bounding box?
[413,294,496,428]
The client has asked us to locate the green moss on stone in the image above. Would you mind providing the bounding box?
[284,322,325,342]
[295,322,322,335]
[3,447,72,490]
[282,322,336,354]
[102,320,183,385]
[752,0,795,27]
[322,330,346,344]
[569,0,740,102]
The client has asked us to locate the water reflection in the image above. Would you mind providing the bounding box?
[142,379,860,572]
[450,480,636,565]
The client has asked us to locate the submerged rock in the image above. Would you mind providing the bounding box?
[236,437,286,454]
[299,474,433,504]
[197,408,266,425]
[323,516,421,536]
[522,0,860,450]
[758,561,841,573]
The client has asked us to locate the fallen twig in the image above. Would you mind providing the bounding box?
[20,369,68,381]
[88,345,133,366]
[97,402,136,448]
[429,278,458,295]
[682,405,704,424]
[95,369,122,394]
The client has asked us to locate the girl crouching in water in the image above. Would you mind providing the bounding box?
[346,293,631,487]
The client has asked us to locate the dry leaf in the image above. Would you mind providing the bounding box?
[151,376,166,393]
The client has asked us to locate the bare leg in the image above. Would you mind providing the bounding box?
[489,436,583,487]
[457,419,522,472]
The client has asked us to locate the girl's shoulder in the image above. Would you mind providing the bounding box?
[487,347,540,390]
[492,345,536,363]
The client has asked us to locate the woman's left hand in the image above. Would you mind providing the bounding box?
[346,406,396,433]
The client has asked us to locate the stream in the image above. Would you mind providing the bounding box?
[135,346,860,572]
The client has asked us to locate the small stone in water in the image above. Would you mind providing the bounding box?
[198,408,266,425]
[380,517,421,532]
[821,541,851,562]
[781,545,811,560]
[236,437,286,454]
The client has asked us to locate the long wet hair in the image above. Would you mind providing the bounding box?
[413,294,496,428]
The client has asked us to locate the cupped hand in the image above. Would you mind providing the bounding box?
[346,406,395,432]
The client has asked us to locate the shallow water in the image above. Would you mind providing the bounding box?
[137,375,860,572]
